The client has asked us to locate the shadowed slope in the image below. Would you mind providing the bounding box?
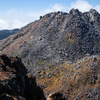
[0,55,46,100]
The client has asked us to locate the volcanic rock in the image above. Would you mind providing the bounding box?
[0,9,100,70]
[0,55,45,100]
[1,9,100,99]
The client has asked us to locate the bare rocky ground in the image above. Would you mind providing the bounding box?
[1,55,100,100]
[36,55,100,99]
[0,9,100,99]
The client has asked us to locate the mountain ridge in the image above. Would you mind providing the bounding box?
[0,28,19,40]
[0,9,100,62]
[1,8,100,99]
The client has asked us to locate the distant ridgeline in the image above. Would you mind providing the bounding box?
[0,29,19,40]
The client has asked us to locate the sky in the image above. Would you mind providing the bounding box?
[0,0,100,30]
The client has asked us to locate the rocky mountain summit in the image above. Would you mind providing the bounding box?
[0,9,100,99]
[0,9,100,63]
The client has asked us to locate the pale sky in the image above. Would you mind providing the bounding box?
[0,0,100,30]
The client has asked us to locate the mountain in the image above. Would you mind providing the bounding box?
[0,29,19,40]
[1,9,100,62]
[1,9,100,99]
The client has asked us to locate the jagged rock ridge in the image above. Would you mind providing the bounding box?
[0,9,100,63]
[0,8,100,78]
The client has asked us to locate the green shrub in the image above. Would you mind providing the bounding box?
[69,83,73,87]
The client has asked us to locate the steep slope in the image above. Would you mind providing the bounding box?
[1,55,100,100]
[0,9,100,63]
[0,29,19,40]
[0,9,100,99]
[37,55,100,100]
[0,55,45,100]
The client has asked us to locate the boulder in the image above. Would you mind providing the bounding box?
[46,92,65,100]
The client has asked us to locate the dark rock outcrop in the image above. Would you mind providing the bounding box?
[0,55,45,100]
[46,92,65,100]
